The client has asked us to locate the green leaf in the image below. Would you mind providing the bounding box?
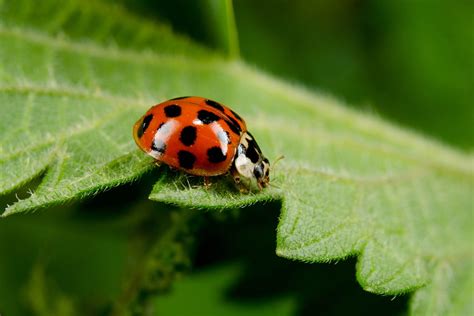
[0,207,129,315]
[202,0,240,58]
[24,263,77,316]
[0,0,472,315]
[155,264,296,316]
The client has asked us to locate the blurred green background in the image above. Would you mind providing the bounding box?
[114,0,474,149]
[1,1,472,315]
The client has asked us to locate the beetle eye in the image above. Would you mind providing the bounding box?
[253,164,264,179]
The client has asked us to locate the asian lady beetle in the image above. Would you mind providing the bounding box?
[133,96,270,189]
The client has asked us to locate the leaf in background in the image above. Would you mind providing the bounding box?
[24,263,77,316]
[155,264,296,316]
[99,0,240,58]
[0,0,472,315]
[201,0,240,58]
[0,209,128,315]
[233,1,474,148]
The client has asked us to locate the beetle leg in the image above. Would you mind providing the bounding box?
[230,166,250,193]
[203,176,211,189]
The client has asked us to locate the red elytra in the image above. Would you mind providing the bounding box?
[133,96,271,189]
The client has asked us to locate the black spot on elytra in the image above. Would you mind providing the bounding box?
[197,110,220,124]
[228,116,242,131]
[170,96,190,100]
[152,139,166,154]
[137,114,153,138]
[180,126,197,146]
[205,99,225,112]
[224,118,241,135]
[230,109,243,122]
[164,104,182,117]
[178,150,196,169]
[207,146,227,163]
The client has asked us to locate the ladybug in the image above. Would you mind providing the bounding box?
[133,96,271,189]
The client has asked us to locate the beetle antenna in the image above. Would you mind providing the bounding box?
[272,155,285,168]
[268,182,281,189]
[267,155,284,189]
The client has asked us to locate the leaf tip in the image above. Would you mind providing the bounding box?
[275,245,293,260]
[2,206,17,218]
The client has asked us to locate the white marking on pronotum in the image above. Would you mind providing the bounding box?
[235,154,254,179]
[149,120,178,159]
[193,119,203,125]
[234,132,256,179]
[211,122,229,156]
